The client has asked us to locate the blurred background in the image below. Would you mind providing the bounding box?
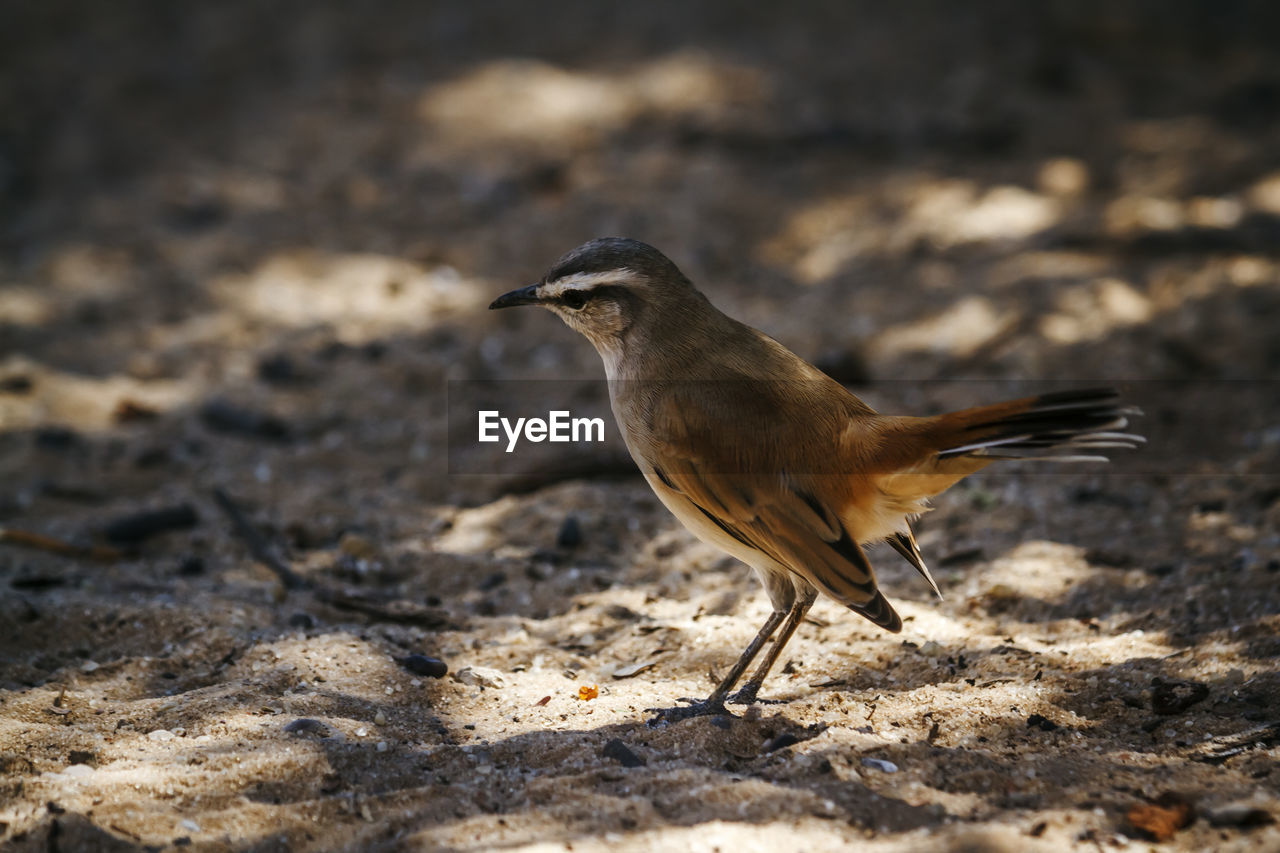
[4,1,1280,463]
[1,3,1279,849]
[3,1,1279,504]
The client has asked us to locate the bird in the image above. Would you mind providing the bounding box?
[489,237,1143,722]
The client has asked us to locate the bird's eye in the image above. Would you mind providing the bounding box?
[562,290,588,310]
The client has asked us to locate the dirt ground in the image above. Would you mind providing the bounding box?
[2,3,1279,851]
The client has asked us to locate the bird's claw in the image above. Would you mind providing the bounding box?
[726,685,787,706]
[645,698,734,726]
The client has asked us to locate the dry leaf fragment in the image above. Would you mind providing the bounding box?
[610,660,657,679]
[1128,793,1194,841]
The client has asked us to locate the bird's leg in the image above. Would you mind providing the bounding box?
[728,589,817,706]
[647,608,787,725]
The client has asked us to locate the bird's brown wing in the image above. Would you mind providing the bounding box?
[887,522,941,599]
[643,389,902,632]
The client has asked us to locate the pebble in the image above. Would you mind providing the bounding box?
[1152,678,1210,715]
[1205,804,1275,828]
[339,532,379,560]
[147,729,176,742]
[394,655,448,679]
[62,763,95,778]
[453,666,505,688]
[288,612,316,629]
[283,718,329,736]
[376,741,388,753]
[985,582,1017,600]
[557,516,583,549]
[180,819,201,833]
[199,399,290,441]
[602,738,645,767]
[918,640,944,657]
[374,711,387,726]
[81,660,100,673]
[860,758,898,773]
[104,504,199,545]
[762,733,801,753]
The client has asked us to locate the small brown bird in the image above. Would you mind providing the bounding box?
[491,238,1142,721]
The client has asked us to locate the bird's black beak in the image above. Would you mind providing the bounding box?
[489,284,543,310]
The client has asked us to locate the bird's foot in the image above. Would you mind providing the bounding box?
[646,697,734,726]
[726,685,786,706]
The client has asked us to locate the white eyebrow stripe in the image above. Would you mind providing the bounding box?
[541,269,642,298]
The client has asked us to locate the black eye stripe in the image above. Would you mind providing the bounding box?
[555,285,626,309]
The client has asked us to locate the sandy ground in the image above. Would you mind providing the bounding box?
[2,3,1279,851]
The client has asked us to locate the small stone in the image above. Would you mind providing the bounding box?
[199,399,289,441]
[860,758,898,773]
[762,733,801,753]
[453,666,505,688]
[355,727,368,737]
[374,711,387,726]
[604,604,643,622]
[602,738,645,767]
[1152,678,1210,715]
[376,741,388,753]
[1027,714,1060,732]
[918,640,944,657]
[80,660,100,673]
[62,763,95,778]
[0,374,33,393]
[147,729,176,742]
[284,718,329,736]
[478,571,507,591]
[557,516,583,549]
[986,582,1017,600]
[104,504,199,545]
[180,819,201,833]
[257,353,304,385]
[394,655,448,679]
[1205,804,1274,828]
[288,612,316,629]
[339,532,379,560]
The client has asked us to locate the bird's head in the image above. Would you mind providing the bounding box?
[489,238,708,359]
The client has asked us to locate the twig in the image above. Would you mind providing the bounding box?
[0,528,122,561]
[212,489,461,627]
[211,488,308,589]
[311,586,452,628]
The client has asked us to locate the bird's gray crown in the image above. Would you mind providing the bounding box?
[544,237,689,287]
